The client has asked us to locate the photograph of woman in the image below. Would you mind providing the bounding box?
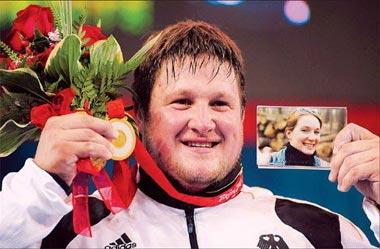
[257,106,346,168]
[270,108,329,167]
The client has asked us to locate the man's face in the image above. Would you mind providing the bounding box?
[141,57,244,193]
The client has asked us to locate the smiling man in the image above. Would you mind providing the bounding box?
[1,20,379,248]
[141,57,244,193]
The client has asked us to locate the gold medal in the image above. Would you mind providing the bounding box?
[109,118,136,161]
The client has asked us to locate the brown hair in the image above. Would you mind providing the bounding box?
[286,108,322,132]
[132,20,246,119]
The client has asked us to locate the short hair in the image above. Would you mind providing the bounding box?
[132,20,246,119]
[286,108,322,132]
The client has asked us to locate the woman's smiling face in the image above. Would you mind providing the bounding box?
[286,114,321,155]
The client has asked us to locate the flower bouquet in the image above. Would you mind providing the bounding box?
[0,1,158,236]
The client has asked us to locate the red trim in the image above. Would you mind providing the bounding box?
[133,139,243,206]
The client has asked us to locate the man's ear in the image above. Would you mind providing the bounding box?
[241,106,246,121]
[134,108,145,131]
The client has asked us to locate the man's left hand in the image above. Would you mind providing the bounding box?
[329,123,380,204]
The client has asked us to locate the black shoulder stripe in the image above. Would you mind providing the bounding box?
[275,198,343,248]
[41,197,111,248]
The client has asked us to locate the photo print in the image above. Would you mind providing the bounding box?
[257,106,347,169]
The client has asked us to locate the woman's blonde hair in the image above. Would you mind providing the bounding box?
[286,108,322,132]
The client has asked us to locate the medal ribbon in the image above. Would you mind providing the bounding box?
[31,92,132,237]
[71,99,133,237]
[133,140,243,206]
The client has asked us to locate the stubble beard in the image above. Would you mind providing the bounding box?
[142,127,242,194]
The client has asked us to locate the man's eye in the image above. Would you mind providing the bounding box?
[211,100,228,107]
[314,131,320,135]
[172,99,192,105]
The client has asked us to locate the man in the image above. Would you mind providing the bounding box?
[1,20,379,248]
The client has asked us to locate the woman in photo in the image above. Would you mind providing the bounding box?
[270,108,329,167]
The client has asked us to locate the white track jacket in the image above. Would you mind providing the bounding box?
[0,159,379,248]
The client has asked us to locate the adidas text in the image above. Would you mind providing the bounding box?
[104,242,136,249]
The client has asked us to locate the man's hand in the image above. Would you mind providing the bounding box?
[34,113,117,185]
[329,123,380,204]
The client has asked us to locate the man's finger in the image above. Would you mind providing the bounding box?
[329,139,378,182]
[47,113,118,139]
[60,129,113,151]
[336,147,378,186]
[339,160,377,192]
[70,141,113,160]
[333,123,376,153]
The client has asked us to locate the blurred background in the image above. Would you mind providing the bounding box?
[1,0,379,245]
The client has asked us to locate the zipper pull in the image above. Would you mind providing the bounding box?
[185,208,199,249]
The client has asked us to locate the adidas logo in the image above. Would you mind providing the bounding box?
[105,233,137,249]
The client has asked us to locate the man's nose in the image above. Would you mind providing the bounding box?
[187,105,216,135]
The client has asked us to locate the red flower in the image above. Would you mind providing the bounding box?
[12,5,54,40]
[82,25,107,46]
[7,29,29,52]
[106,99,125,118]
[31,88,76,128]
[0,55,9,69]
[8,59,21,70]
[25,56,38,67]
[52,88,76,115]
[30,103,55,129]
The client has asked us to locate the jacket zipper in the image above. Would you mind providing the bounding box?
[185,208,199,249]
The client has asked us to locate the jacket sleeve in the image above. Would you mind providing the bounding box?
[339,212,378,248]
[0,159,72,248]
[363,198,380,243]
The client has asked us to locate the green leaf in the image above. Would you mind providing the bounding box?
[0,89,41,128]
[0,121,39,157]
[58,0,73,37]
[73,10,87,35]
[0,119,29,130]
[72,66,99,110]
[45,75,64,93]
[124,32,161,72]
[90,35,124,75]
[48,1,63,38]
[45,34,83,84]
[0,68,50,102]
[0,41,18,61]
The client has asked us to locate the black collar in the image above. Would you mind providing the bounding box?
[137,163,242,210]
[285,143,316,166]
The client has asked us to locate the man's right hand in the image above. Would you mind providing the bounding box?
[34,113,117,185]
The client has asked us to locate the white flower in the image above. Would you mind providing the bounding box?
[48,29,61,42]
